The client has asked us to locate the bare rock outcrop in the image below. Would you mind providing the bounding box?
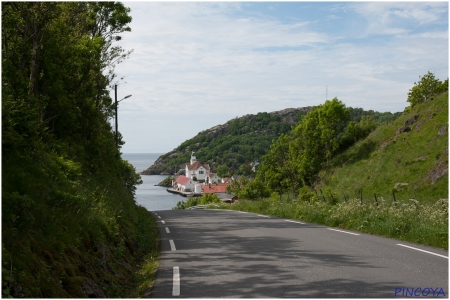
[424,161,448,184]
[396,125,411,135]
[404,114,420,126]
[438,124,448,136]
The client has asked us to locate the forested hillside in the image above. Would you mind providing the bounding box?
[142,107,400,175]
[2,3,157,297]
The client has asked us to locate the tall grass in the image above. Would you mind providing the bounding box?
[214,195,448,249]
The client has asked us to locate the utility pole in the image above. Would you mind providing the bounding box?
[115,85,118,147]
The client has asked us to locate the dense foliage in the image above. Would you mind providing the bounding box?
[152,107,400,176]
[257,98,376,195]
[2,2,157,297]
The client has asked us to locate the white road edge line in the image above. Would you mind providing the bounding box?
[172,266,180,296]
[285,220,305,225]
[161,220,165,224]
[165,227,170,233]
[397,244,448,259]
[327,228,360,236]
[169,240,176,251]
[237,211,248,213]
[257,215,270,218]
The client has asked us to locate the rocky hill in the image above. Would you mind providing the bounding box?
[141,107,312,175]
[142,106,401,176]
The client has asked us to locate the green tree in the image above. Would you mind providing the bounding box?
[290,98,350,186]
[258,134,298,196]
[257,98,351,195]
[407,71,446,108]
[239,178,272,200]
[216,164,229,178]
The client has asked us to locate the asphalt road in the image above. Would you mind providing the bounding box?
[149,209,448,298]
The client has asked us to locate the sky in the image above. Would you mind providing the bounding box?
[112,1,448,153]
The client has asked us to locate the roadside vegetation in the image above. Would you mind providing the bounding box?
[173,194,221,210]
[2,3,158,297]
[213,195,448,249]
[208,72,448,249]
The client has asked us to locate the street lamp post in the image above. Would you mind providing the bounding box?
[115,84,132,147]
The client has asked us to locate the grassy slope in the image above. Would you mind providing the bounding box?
[318,92,448,204]
[211,93,448,249]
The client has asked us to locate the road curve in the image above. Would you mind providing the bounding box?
[149,209,448,298]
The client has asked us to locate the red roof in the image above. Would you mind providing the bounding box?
[202,183,229,194]
[174,175,191,185]
[187,161,210,171]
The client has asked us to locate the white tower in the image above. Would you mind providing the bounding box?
[190,151,197,165]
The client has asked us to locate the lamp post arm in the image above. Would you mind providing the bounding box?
[114,86,132,147]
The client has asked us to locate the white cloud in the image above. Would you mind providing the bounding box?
[348,2,448,36]
[114,2,448,153]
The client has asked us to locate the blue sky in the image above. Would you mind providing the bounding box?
[113,2,448,154]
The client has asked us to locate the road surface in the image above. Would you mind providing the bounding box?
[149,209,448,298]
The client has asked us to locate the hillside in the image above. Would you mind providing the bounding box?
[317,91,448,203]
[141,107,312,174]
[206,90,447,249]
[142,107,401,175]
[2,3,158,297]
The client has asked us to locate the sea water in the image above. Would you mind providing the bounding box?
[121,153,187,211]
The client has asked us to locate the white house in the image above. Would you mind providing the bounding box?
[185,152,210,182]
[172,175,195,192]
[205,172,220,184]
[221,177,232,184]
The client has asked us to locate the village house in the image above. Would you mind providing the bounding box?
[201,183,237,203]
[221,177,232,184]
[185,152,211,182]
[172,175,195,192]
[205,172,220,184]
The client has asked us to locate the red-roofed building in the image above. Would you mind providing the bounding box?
[172,175,195,192]
[202,184,238,203]
[201,183,229,194]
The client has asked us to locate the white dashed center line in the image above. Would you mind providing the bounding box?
[285,220,305,225]
[172,266,180,296]
[161,220,165,224]
[158,216,161,219]
[169,240,176,251]
[165,227,170,233]
[327,228,360,235]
